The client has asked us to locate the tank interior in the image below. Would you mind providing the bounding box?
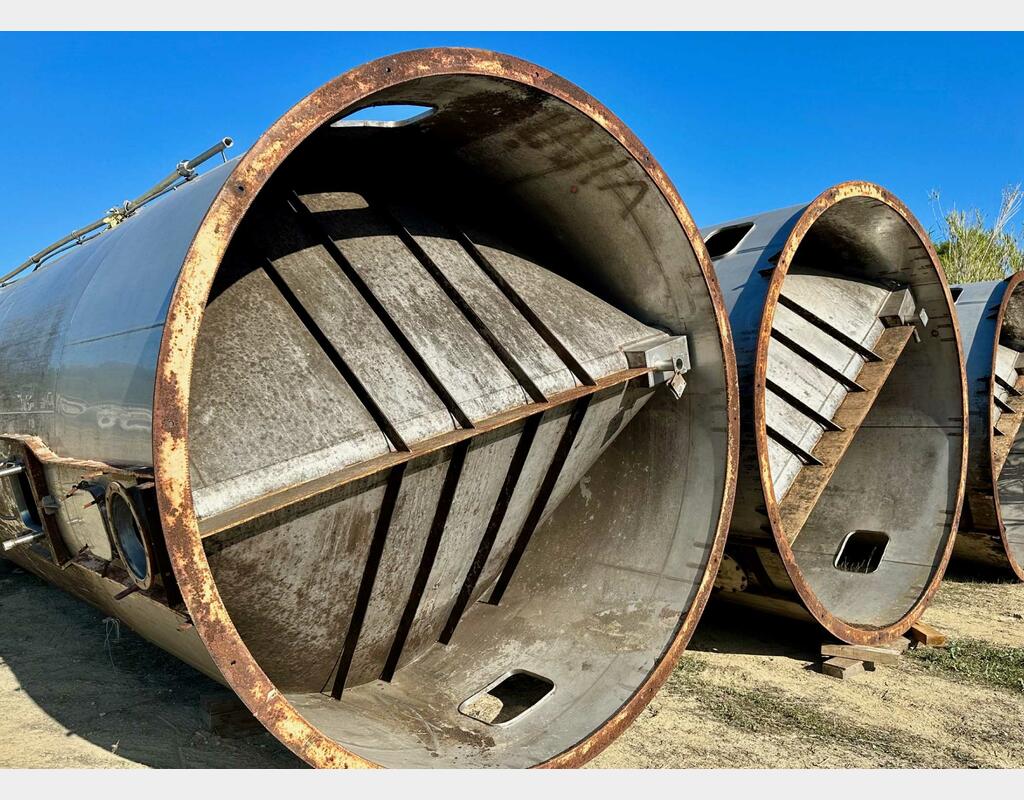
[992,282,1024,567]
[184,75,731,766]
[763,197,962,630]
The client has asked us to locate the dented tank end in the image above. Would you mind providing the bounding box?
[0,48,738,768]
[704,183,967,645]
[951,275,1024,581]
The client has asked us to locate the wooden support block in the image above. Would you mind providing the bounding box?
[821,656,865,679]
[821,642,902,665]
[200,692,264,738]
[907,622,948,647]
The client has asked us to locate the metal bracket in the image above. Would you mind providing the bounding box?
[879,288,929,329]
[879,288,915,327]
[176,160,198,181]
[623,334,690,400]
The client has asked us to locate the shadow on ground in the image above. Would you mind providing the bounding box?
[0,558,303,768]
[688,598,825,661]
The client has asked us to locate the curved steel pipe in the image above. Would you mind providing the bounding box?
[702,183,967,645]
[951,275,1024,580]
[0,48,738,768]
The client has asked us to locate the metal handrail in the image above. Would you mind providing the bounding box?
[1,137,233,287]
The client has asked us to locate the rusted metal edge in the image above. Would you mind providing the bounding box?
[982,269,1024,580]
[1,434,149,478]
[752,181,969,646]
[151,46,740,770]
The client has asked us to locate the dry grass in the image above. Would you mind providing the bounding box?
[593,576,1024,769]
[907,638,1024,693]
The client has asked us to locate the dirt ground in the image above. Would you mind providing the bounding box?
[1,557,1021,769]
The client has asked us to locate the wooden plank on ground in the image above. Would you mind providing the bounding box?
[821,656,865,679]
[820,643,902,665]
[907,622,948,647]
[780,324,915,544]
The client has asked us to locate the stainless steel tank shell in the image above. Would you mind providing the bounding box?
[951,275,1024,580]
[702,183,967,645]
[0,48,738,768]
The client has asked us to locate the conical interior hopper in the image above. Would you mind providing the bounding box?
[952,275,1024,580]
[705,184,966,644]
[149,49,737,767]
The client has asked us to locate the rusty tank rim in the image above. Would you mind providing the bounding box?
[752,181,968,646]
[985,270,1024,581]
[150,47,739,769]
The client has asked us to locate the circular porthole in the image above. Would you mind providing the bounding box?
[105,483,153,589]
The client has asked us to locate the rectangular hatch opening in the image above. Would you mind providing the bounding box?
[458,670,554,726]
[834,530,889,574]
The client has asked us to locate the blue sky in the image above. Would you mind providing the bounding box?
[1,32,1022,270]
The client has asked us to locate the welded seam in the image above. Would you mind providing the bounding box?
[453,226,596,387]
[330,462,407,699]
[487,395,593,605]
[438,414,541,645]
[379,440,469,681]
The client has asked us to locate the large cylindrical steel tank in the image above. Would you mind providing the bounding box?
[950,275,1024,580]
[702,183,967,644]
[0,48,738,767]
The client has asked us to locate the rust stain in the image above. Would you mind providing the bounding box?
[750,181,970,646]
[979,269,1024,580]
[152,46,740,769]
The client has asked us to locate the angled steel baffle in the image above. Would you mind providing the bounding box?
[702,182,966,645]
[949,275,1024,580]
[0,48,738,768]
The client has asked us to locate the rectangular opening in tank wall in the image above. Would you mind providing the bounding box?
[704,223,754,259]
[458,670,555,726]
[834,530,889,574]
